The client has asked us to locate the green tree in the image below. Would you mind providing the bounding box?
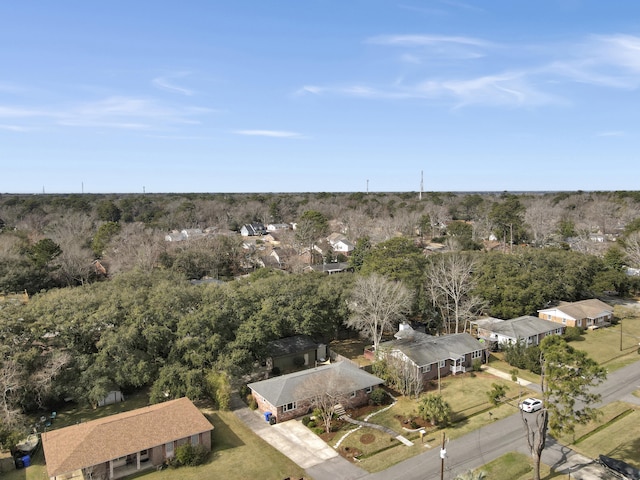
[295,210,329,264]
[96,200,122,222]
[523,335,607,480]
[27,238,62,268]
[91,221,121,257]
[348,236,372,271]
[418,393,451,426]
[489,194,527,245]
[360,236,426,287]
[486,382,507,405]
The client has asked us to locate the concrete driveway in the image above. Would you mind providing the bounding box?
[231,395,368,479]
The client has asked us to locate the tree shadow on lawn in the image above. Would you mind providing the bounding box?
[607,436,640,467]
[208,413,245,452]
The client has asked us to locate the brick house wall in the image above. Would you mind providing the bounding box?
[252,388,373,423]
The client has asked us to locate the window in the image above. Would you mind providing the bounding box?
[546,314,551,320]
[191,434,199,445]
[420,364,431,373]
[165,441,174,458]
[365,386,373,394]
[472,350,482,359]
[282,402,296,412]
[439,360,446,368]
[562,318,567,324]
[350,391,357,398]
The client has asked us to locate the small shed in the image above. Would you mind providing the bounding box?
[98,390,124,407]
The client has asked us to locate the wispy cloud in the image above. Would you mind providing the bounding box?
[0,124,30,132]
[596,130,625,137]
[0,95,212,131]
[297,33,640,109]
[233,129,304,138]
[152,72,194,96]
[367,34,490,48]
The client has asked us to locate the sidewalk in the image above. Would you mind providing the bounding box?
[483,365,540,391]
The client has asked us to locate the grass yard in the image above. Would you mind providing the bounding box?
[3,392,305,480]
[570,308,640,370]
[564,403,640,468]
[133,409,306,480]
[329,338,372,367]
[478,451,562,480]
[343,371,529,472]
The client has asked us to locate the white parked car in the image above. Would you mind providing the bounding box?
[519,398,543,413]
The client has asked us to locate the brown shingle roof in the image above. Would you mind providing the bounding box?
[42,397,212,478]
[549,299,613,320]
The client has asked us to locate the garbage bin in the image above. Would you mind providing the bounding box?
[21,456,30,468]
[264,411,272,423]
[269,416,276,425]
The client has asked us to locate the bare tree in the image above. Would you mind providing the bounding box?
[346,274,413,352]
[31,351,72,408]
[623,231,640,268]
[0,359,25,430]
[295,369,357,433]
[426,253,485,334]
[378,349,423,397]
[105,223,165,274]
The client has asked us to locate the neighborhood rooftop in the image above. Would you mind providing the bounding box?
[382,330,484,367]
[473,315,562,339]
[41,397,212,478]
[248,361,383,408]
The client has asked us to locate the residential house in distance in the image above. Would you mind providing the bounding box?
[471,315,564,349]
[240,222,267,237]
[248,361,383,423]
[266,223,290,231]
[373,324,486,385]
[537,299,614,329]
[265,335,328,372]
[327,233,355,255]
[42,397,213,480]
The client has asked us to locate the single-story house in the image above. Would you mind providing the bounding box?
[306,262,352,274]
[42,397,213,480]
[375,324,487,384]
[537,299,614,329]
[265,335,327,372]
[471,315,565,348]
[266,223,290,231]
[248,361,383,423]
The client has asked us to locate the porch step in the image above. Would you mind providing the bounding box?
[333,404,346,417]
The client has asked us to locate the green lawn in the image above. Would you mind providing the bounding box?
[570,307,640,370]
[2,393,305,480]
[340,371,531,472]
[563,403,640,468]
[478,451,562,480]
[133,409,306,480]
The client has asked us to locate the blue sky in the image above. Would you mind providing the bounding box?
[1,1,640,193]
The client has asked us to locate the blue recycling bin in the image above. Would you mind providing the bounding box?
[264,411,272,422]
[22,455,31,468]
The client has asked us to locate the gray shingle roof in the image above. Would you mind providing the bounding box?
[248,361,383,407]
[380,331,484,367]
[267,335,318,357]
[474,315,561,339]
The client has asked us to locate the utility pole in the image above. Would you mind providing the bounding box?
[620,319,623,351]
[366,179,369,195]
[419,170,423,201]
[440,431,447,480]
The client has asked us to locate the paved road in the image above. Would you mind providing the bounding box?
[234,360,640,480]
[324,360,640,480]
